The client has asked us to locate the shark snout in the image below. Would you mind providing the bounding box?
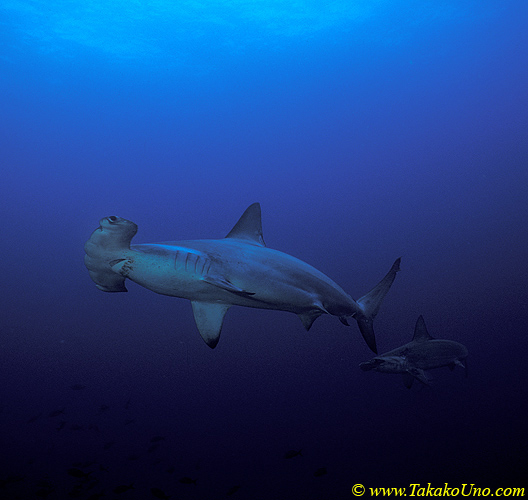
[100,216,124,228]
[359,359,382,371]
[360,356,407,374]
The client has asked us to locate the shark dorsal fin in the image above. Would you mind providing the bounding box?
[225,203,265,246]
[412,315,433,342]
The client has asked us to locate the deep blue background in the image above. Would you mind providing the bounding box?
[1,1,527,498]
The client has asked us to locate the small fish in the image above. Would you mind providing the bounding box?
[70,384,86,390]
[151,487,170,499]
[98,404,110,413]
[165,466,175,474]
[226,485,241,495]
[283,449,302,459]
[123,418,135,426]
[70,424,84,431]
[56,421,67,431]
[179,476,197,485]
[27,413,43,423]
[147,443,159,453]
[313,467,327,477]
[113,483,134,494]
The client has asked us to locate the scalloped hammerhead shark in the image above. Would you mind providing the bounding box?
[359,315,468,387]
[84,203,400,352]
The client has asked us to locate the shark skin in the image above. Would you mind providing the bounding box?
[359,315,468,388]
[84,203,400,351]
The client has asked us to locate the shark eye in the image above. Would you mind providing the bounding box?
[108,216,118,223]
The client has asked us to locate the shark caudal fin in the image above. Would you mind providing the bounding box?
[84,216,138,292]
[354,258,401,353]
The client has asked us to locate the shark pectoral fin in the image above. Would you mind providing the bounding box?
[298,311,323,331]
[402,373,414,389]
[191,302,231,349]
[203,274,255,296]
[84,255,128,292]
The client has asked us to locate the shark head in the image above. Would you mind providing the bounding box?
[359,355,408,374]
[84,216,138,292]
[92,216,138,251]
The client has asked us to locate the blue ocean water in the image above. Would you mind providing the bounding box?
[1,1,527,498]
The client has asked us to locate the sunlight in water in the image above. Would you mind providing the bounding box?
[2,0,388,60]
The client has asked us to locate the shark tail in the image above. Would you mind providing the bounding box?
[354,258,401,353]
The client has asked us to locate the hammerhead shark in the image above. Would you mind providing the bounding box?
[359,315,468,387]
[84,203,400,351]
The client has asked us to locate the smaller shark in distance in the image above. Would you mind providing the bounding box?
[359,315,468,388]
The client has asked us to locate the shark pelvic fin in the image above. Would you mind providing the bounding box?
[298,311,324,331]
[412,315,433,342]
[225,203,266,246]
[451,359,466,370]
[402,373,414,389]
[191,302,231,348]
[408,367,430,386]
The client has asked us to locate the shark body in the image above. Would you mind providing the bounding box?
[359,315,468,387]
[84,203,400,351]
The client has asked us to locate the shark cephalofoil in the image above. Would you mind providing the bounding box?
[84,203,400,352]
[360,315,468,387]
